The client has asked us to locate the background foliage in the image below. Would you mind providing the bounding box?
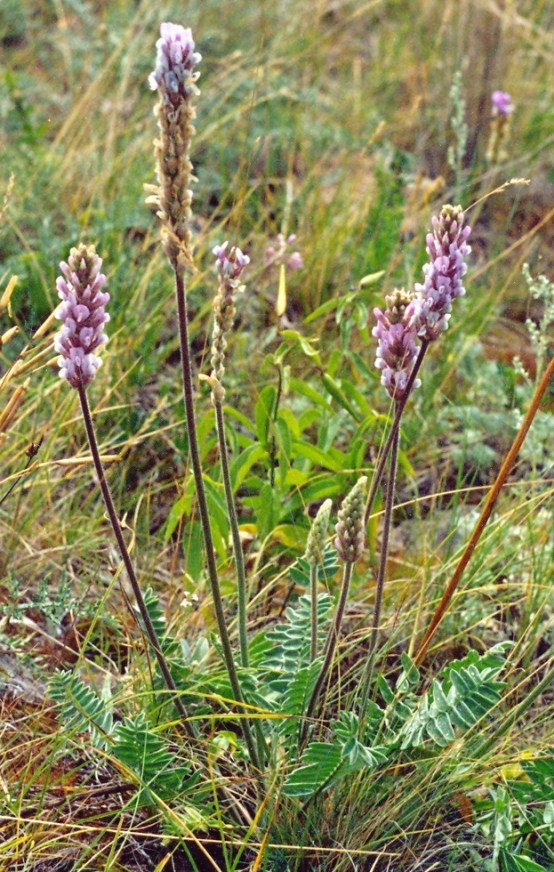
[2,0,554,870]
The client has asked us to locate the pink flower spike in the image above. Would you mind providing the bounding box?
[372,289,421,401]
[413,204,471,342]
[148,22,201,105]
[54,244,110,390]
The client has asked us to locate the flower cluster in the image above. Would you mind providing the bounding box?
[148,23,202,106]
[334,477,367,563]
[265,233,303,271]
[373,289,421,401]
[147,23,201,271]
[413,204,471,341]
[210,243,250,391]
[54,244,110,389]
[213,241,250,282]
[491,90,514,117]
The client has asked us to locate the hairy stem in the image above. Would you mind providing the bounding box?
[78,386,191,729]
[301,561,354,747]
[364,340,429,527]
[358,417,400,720]
[310,563,318,663]
[174,268,260,768]
[214,398,249,669]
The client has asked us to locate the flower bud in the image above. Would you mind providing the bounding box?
[305,499,333,565]
[334,477,367,563]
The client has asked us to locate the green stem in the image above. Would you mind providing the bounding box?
[364,340,428,528]
[358,413,400,721]
[310,563,318,663]
[214,398,249,669]
[173,268,260,769]
[300,561,354,748]
[78,386,192,730]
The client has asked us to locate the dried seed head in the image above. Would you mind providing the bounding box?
[148,23,201,272]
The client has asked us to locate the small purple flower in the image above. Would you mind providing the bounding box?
[264,233,303,271]
[413,204,471,342]
[54,245,110,389]
[213,241,250,280]
[373,289,421,401]
[148,22,201,106]
[287,251,304,271]
[491,90,514,117]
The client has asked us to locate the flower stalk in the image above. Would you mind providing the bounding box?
[149,24,259,767]
[301,479,367,744]
[205,242,251,668]
[364,205,472,651]
[304,498,333,662]
[54,245,191,728]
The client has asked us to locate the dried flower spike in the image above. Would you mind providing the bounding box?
[54,244,110,389]
[305,499,333,566]
[148,23,201,271]
[335,477,367,563]
[413,204,471,341]
[373,289,421,401]
[210,243,249,389]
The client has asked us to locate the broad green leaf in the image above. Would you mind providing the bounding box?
[271,523,307,550]
[320,373,362,421]
[277,406,301,440]
[292,441,344,472]
[202,476,229,558]
[339,380,375,420]
[280,329,321,360]
[255,385,277,449]
[183,520,204,581]
[288,378,333,413]
[303,295,348,324]
[283,468,309,487]
[230,443,267,492]
[164,475,195,542]
[349,350,377,382]
[223,405,256,436]
[358,269,385,287]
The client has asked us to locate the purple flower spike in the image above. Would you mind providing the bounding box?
[213,241,250,280]
[413,204,471,342]
[148,22,202,105]
[491,90,514,117]
[373,289,421,401]
[54,244,110,389]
